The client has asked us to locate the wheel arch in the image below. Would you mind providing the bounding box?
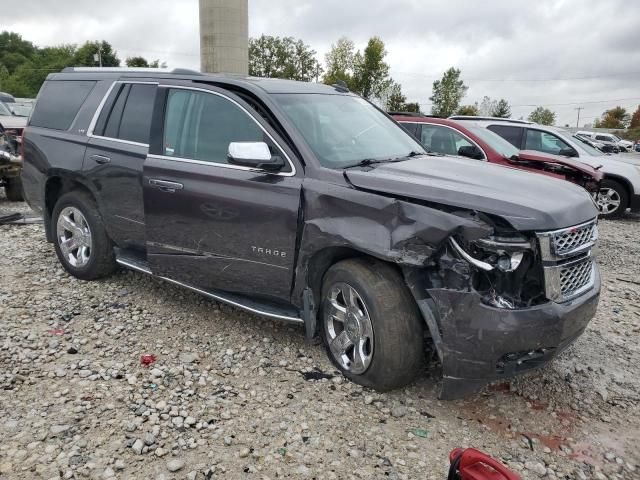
[602,174,633,199]
[44,174,99,242]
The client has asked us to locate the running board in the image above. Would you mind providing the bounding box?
[115,250,303,324]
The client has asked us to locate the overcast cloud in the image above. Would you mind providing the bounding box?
[5,0,640,125]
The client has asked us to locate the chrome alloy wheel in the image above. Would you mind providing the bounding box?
[325,282,374,374]
[596,187,621,215]
[56,207,92,267]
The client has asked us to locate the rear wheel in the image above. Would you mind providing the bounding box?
[596,179,628,218]
[320,258,424,391]
[4,177,24,201]
[52,191,117,280]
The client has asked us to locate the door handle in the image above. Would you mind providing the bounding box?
[149,178,184,193]
[90,154,111,164]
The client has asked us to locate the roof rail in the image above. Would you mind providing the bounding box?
[448,115,533,124]
[61,67,203,75]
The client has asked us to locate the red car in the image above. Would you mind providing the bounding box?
[392,114,603,192]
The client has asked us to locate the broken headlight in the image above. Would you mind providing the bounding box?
[450,234,532,273]
[449,233,544,309]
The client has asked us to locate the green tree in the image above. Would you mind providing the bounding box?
[429,67,467,117]
[528,107,556,125]
[594,106,630,129]
[630,105,640,129]
[73,41,120,67]
[323,37,356,89]
[456,104,479,116]
[492,99,511,118]
[403,102,421,113]
[126,56,149,67]
[249,35,321,82]
[352,37,392,100]
[385,82,406,111]
[0,31,36,74]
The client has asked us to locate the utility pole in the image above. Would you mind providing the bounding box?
[93,45,103,68]
[575,107,583,128]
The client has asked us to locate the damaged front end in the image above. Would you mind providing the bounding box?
[409,218,600,400]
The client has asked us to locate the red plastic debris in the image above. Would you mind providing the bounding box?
[48,329,65,335]
[140,354,157,367]
[449,448,521,480]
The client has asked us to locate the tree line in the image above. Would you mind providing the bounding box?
[2,30,639,139]
[0,31,163,97]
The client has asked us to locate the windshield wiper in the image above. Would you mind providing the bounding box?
[343,152,427,170]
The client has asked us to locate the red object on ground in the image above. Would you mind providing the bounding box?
[48,329,65,335]
[449,448,521,480]
[140,354,157,367]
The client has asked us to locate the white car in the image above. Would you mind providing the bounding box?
[577,130,633,152]
[450,117,640,218]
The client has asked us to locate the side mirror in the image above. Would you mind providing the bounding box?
[558,148,578,158]
[458,145,484,160]
[227,142,284,172]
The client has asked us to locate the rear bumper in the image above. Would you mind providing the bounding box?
[421,265,600,399]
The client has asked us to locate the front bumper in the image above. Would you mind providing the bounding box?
[630,193,640,212]
[420,264,600,399]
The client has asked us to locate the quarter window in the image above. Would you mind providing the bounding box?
[163,89,289,171]
[30,80,96,130]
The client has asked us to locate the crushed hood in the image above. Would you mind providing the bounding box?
[344,156,598,231]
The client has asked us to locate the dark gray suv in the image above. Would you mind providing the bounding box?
[22,68,601,399]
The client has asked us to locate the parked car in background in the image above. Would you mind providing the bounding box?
[393,114,602,194]
[0,101,26,201]
[575,132,616,154]
[576,131,626,153]
[6,103,34,118]
[453,117,640,218]
[0,92,16,104]
[22,67,601,399]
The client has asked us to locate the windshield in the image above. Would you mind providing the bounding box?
[9,104,32,117]
[0,102,12,116]
[465,125,519,158]
[273,93,425,168]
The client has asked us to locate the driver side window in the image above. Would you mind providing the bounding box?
[163,89,290,171]
[419,125,481,158]
[525,129,572,155]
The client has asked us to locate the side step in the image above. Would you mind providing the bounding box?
[115,250,303,324]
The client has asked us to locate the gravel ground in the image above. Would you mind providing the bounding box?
[1,192,639,480]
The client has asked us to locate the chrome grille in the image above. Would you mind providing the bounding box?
[559,258,594,298]
[537,219,598,303]
[553,222,597,257]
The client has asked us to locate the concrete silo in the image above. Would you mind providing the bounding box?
[199,0,248,74]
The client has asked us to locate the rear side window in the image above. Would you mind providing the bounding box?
[400,122,420,138]
[487,125,523,148]
[95,83,156,145]
[30,80,96,130]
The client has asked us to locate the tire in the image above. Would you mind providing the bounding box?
[596,179,628,219]
[51,191,117,280]
[320,258,424,391]
[4,176,24,202]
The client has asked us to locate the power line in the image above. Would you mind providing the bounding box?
[394,70,640,82]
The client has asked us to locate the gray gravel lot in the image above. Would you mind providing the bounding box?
[1,193,639,480]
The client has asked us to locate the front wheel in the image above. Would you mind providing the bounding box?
[596,179,628,218]
[320,258,425,391]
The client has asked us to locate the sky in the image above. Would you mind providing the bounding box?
[4,0,640,126]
